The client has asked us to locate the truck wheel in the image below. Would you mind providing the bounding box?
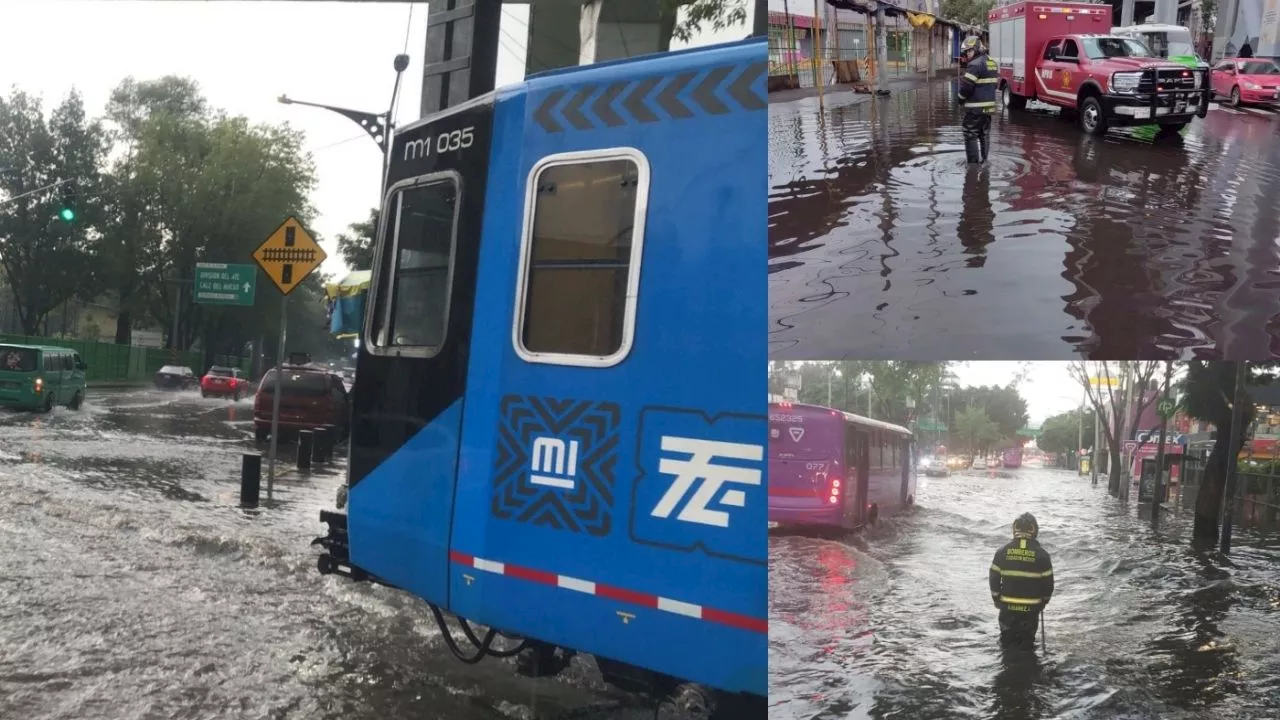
[1002,85,1026,111]
[1080,96,1108,136]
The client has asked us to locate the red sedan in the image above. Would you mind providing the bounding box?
[201,365,247,400]
[1210,57,1280,107]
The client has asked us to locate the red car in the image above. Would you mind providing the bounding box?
[1210,57,1280,107]
[201,366,247,400]
[252,364,349,443]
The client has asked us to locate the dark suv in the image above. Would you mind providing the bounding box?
[252,364,349,442]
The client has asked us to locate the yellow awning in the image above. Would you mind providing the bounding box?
[325,270,372,300]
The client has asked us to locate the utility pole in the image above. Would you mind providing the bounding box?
[1077,386,1084,473]
[1220,361,1248,554]
[1152,360,1174,529]
[1119,364,1136,500]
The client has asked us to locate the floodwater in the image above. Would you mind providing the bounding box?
[768,78,1280,360]
[768,464,1280,720]
[0,388,664,720]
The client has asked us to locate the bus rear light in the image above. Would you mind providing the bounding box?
[831,479,840,488]
[828,495,839,504]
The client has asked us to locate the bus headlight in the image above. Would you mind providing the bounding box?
[1111,71,1143,94]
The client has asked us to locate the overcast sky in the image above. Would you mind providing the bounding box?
[950,362,1082,425]
[1,0,745,278]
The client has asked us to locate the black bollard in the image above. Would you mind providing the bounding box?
[240,453,261,507]
[313,426,327,464]
[325,424,339,461]
[297,430,314,471]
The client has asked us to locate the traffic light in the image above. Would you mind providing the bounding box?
[57,182,76,222]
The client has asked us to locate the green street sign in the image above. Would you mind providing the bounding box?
[1157,397,1176,419]
[194,262,257,306]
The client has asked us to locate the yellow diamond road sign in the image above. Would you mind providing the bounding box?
[253,216,326,296]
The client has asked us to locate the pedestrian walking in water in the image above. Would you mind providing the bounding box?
[989,513,1054,651]
[956,35,998,164]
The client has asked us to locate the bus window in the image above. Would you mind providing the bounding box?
[372,175,459,352]
[516,151,648,365]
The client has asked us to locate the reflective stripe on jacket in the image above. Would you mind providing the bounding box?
[988,536,1054,613]
[958,53,999,112]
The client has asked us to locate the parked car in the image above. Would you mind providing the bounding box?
[200,365,247,400]
[154,365,198,391]
[252,364,350,442]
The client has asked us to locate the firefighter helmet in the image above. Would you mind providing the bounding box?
[961,35,986,56]
[1012,512,1039,538]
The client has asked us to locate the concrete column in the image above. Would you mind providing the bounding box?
[580,0,661,65]
[1120,0,1135,27]
[526,0,583,74]
[1153,0,1178,26]
[1213,0,1242,61]
[875,7,888,93]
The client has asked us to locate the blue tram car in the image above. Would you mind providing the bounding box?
[314,37,766,712]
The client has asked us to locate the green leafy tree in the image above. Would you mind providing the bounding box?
[766,361,953,427]
[336,208,378,270]
[948,384,1029,442]
[940,0,996,28]
[954,405,1000,455]
[658,0,749,52]
[0,89,107,335]
[1039,408,1096,457]
[1178,361,1280,544]
[97,76,209,345]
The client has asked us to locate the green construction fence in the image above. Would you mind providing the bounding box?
[0,333,250,383]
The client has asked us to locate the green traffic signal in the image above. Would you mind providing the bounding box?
[59,207,75,222]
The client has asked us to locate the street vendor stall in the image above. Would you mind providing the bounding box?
[324,270,370,339]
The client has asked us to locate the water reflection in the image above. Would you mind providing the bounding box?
[768,82,1280,359]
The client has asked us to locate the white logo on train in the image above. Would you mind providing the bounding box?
[789,427,804,442]
[530,436,579,490]
[650,436,764,528]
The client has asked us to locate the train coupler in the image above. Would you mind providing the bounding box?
[312,510,379,584]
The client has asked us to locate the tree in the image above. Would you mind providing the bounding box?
[954,405,1000,455]
[1039,408,1096,457]
[96,76,209,345]
[765,361,953,427]
[658,0,748,52]
[1068,361,1162,495]
[1179,361,1280,544]
[948,384,1029,442]
[109,79,316,353]
[336,208,377,270]
[0,89,107,335]
[940,0,995,28]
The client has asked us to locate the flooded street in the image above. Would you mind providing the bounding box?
[768,79,1280,360]
[0,388,651,720]
[768,464,1280,719]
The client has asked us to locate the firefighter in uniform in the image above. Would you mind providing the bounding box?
[957,35,999,164]
[989,513,1054,650]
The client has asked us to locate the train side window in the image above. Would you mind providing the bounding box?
[370,174,460,353]
[514,149,649,367]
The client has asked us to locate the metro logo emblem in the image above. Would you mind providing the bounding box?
[530,436,580,489]
[789,427,805,442]
[630,407,766,565]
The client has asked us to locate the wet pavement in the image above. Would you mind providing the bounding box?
[0,387,666,720]
[768,77,1280,360]
[768,462,1280,720]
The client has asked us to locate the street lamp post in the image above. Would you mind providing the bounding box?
[279,54,411,194]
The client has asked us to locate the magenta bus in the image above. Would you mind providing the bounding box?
[1002,447,1023,469]
[768,401,917,530]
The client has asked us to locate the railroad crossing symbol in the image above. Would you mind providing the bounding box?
[1157,397,1176,419]
[252,216,326,296]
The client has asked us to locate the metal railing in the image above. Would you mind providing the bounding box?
[1178,458,1280,529]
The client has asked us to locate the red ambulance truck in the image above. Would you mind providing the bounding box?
[988,2,1210,135]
